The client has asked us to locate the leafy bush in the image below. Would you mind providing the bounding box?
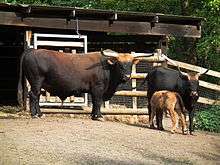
[195,105,220,133]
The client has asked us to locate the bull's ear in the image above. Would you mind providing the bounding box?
[133,59,140,64]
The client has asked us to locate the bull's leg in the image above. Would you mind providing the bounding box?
[91,88,104,120]
[29,91,38,117]
[188,109,195,135]
[29,79,44,118]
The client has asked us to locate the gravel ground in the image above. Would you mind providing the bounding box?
[0,116,219,165]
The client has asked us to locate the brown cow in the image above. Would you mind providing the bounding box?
[149,90,188,134]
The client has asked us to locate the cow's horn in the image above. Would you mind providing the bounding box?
[161,54,186,75]
[197,68,209,76]
[101,49,118,57]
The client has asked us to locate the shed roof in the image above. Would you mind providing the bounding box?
[0,3,203,38]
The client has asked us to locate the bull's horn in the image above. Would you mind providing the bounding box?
[101,49,118,57]
[161,54,183,74]
[131,52,154,58]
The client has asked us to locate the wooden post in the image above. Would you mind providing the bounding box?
[24,30,32,111]
[131,52,137,110]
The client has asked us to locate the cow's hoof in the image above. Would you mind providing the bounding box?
[31,115,39,119]
[91,116,104,122]
[158,127,164,131]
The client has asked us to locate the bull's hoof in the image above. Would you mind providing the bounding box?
[91,115,104,122]
[149,125,156,129]
[158,127,164,131]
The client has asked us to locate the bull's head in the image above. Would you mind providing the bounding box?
[101,49,144,82]
[184,69,209,100]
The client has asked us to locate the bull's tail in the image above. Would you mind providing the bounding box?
[176,93,187,113]
[132,74,148,90]
[17,42,29,107]
[17,52,25,107]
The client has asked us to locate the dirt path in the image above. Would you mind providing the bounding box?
[0,117,219,165]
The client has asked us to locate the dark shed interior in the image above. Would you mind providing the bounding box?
[0,27,24,104]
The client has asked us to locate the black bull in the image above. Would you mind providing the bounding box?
[17,49,149,120]
[146,67,207,134]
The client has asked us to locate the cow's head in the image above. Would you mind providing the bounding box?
[101,49,140,82]
[183,69,208,100]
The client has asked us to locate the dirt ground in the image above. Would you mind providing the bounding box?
[0,113,220,165]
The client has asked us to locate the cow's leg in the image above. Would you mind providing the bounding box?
[188,108,195,135]
[156,110,164,130]
[147,94,152,124]
[149,107,156,129]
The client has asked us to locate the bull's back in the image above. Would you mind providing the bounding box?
[22,49,104,97]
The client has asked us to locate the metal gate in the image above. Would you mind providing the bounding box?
[26,32,88,107]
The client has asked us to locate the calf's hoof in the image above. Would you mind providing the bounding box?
[182,129,188,135]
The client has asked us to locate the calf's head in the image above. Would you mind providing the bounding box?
[101,49,140,82]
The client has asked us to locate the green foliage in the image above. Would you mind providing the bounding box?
[195,105,220,133]
[195,0,220,72]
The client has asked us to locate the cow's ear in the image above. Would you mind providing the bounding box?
[107,58,117,65]
[133,59,140,65]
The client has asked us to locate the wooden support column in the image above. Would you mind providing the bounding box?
[132,62,137,110]
[24,30,32,111]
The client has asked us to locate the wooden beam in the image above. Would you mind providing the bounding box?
[41,108,148,115]
[0,12,201,38]
[168,60,220,78]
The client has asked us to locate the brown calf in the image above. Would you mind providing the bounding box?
[149,90,188,134]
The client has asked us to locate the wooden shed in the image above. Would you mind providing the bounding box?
[0,3,202,105]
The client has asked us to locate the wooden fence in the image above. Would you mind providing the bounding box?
[104,50,220,110]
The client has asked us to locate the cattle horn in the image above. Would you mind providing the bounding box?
[161,54,185,75]
[101,49,118,57]
[131,52,154,58]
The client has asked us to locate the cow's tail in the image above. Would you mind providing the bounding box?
[132,74,148,90]
[176,93,187,113]
[17,42,29,107]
